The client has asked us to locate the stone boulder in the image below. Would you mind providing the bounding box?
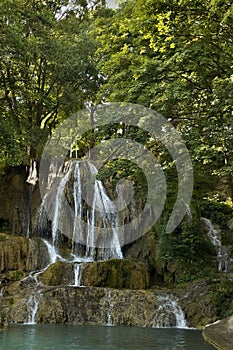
[38,261,74,286]
[81,259,150,289]
[0,234,49,282]
[32,287,176,327]
[203,316,233,350]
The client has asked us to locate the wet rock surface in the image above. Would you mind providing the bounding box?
[37,287,160,326]
[203,316,233,350]
[0,234,49,281]
[81,259,150,289]
[0,234,233,335]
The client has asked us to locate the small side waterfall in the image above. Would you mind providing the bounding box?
[73,263,83,287]
[106,289,114,326]
[153,295,187,328]
[201,217,230,272]
[25,294,40,325]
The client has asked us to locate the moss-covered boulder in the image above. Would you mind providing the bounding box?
[0,233,49,287]
[81,259,150,289]
[37,259,150,289]
[0,234,50,283]
[38,261,74,286]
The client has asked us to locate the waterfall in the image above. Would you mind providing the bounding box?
[0,288,3,298]
[73,263,82,286]
[94,180,123,260]
[25,294,40,325]
[42,239,64,265]
[201,217,229,272]
[72,162,83,255]
[35,159,123,262]
[85,178,123,261]
[106,289,114,326]
[52,162,73,246]
[153,295,187,328]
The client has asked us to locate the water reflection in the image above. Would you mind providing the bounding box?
[0,325,214,350]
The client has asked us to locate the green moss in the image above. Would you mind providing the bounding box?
[82,259,150,289]
[0,234,7,242]
[8,270,25,281]
[39,261,65,285]
[209,276,233,318]
[200,199,233,229]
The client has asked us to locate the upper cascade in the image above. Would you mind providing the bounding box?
[201,217,232,272]
[34,159,123,262]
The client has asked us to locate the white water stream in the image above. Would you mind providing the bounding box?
[73,263,82,287]
[106,289,114,326]
[25,294,41,325]
[153,295,187,328]
[36,160,123,262]
[201,217,230,272]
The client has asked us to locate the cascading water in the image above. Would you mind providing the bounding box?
[106,289,114,326]
[25,294,41,325]
[73,263,82,287]
[84,163,123,261]
[72,162,83,256]
[153,295,187,328]
[42,239,61,265]
[52,162,73,247]
[35,159,123,262]
[201,217,230,272]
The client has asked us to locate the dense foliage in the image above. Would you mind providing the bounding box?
[0,0,104,168]
[94,0,233,195]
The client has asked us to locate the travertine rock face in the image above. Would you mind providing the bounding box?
[81,259,150,289]
[0,234,233,333]
[36,259,150,289]
[36,287,164,326]
[0,167,43,238]
[38,261,74,286]
[0,234,49,281]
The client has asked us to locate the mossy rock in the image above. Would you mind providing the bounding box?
[81,259,150,289]
[0,233,8,242]
[7,270,25,281]
[38,261,74,286]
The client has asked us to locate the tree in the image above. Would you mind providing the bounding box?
[93,0,233,197]
[0,0,104,169]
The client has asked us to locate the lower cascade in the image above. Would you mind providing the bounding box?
[153,295,187,329]
[25,294,41,325]
[106,289,114,326]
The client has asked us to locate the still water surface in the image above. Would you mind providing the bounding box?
[0,325,214,350]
